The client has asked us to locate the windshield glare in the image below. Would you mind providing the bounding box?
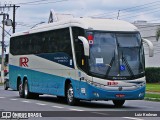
[117,34,141,47]
[88,32,144,79]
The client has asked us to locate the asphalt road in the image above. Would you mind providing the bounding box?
[0,86,160,120]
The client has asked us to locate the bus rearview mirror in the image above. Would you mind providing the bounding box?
[142,38,154,57]
[78,36,90,56]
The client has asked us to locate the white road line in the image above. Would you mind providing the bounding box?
[134,105,153,109]
[22,100,30,103]
[91,112,109,116]
[69,108,84,111]
[36,103,46,106]
[52,106,64,109]
[0,97,5,98]
[10,99,18,101]
[123,117,144,120]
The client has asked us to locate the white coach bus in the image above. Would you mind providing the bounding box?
[9,17,153,107]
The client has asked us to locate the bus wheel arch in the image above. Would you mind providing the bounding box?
[17,77,21,91]
[65,79,71,95]
[65,79,79,105]
[18,77,25,98]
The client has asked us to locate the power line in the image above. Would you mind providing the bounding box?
[120,0,160,12]
[120,9,160,20]
[90,0,160,18]
[119,5,160,18]
[17,0,51,5]
[17,0,70,5]
[0,4,20,33]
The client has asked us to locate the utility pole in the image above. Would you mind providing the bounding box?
[0,13,6,83]
[13,5,16,33]
[0,13,12,83]
[0,4,20,33]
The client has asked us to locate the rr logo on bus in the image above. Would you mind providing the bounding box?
[19,57,29,67]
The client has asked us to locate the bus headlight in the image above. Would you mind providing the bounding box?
[139,92,144,97]
[93,92,99,97]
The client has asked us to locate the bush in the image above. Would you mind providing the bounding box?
[145,67,160,83]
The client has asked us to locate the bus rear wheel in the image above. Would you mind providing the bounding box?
[24,80,39,99]
[19,81,24,98]
[66,83,79,105]
[112,100,125,107]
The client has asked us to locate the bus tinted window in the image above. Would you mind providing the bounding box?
[72,27,85,70]
[10,28,72,57]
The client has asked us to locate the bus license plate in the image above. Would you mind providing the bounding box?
[116,94,125,98]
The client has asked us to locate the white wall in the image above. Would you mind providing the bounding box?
[133,21,160,67]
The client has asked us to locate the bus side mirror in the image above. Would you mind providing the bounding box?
[142,38,154,57]
[78,36,90,56]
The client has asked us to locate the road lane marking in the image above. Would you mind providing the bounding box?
[69,108,84,111]
[22,100,31,103]
[36,103,46,106]
[10,99,18,101]
[91,112,109,116]
[0,97,5,98]
[52,106,64,109]
[123,117,144,120]
[134,105,153,109]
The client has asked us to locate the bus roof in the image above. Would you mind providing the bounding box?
[12,17,138,37]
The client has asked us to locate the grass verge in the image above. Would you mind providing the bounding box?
[145,83,160,102]
[146,83,160,92]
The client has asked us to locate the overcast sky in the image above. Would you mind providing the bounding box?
[0,0,160,53]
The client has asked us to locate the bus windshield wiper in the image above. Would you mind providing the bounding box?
[121,53,135,78]
[105,53,115,77]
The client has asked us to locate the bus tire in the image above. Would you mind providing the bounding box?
[66,83,79,105]
[112,100,125,107]
[24,80,32,99]
[19,81,24,98]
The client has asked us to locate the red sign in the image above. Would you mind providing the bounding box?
[19,57,29,67]
[87,35,94,45]
[107,81,118,86]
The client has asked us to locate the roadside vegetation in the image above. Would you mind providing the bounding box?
[145,83,160,101]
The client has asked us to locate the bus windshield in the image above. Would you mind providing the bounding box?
[88,32,145,80]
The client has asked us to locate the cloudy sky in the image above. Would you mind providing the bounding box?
[0,0,160,53]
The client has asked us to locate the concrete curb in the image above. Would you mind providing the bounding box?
[145,97,160,102]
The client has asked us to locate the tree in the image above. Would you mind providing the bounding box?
[156,28,160,41]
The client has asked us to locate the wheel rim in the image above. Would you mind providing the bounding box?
[19,83,22,94]
[67,86,74,102]
[24,82,28,96]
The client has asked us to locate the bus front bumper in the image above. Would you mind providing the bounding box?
[77,82,145,101]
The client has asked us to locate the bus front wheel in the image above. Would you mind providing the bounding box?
[66,83,79,105]
[112,100,125,107]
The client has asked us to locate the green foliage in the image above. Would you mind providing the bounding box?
[146,83,160,92]
[145,67,160,83]
[145,93,160,99]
